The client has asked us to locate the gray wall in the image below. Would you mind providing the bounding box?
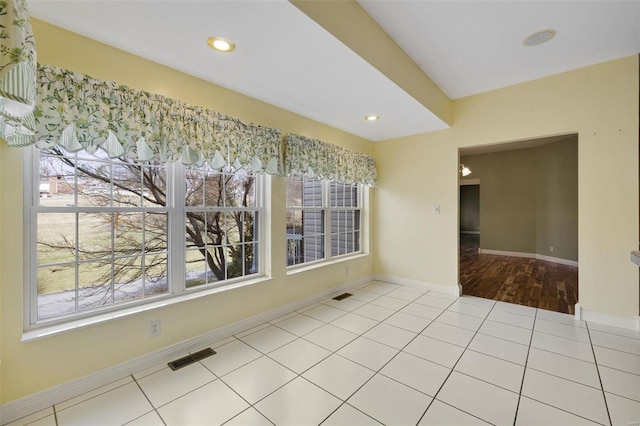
[460,184,480,232]
[460,136,578,261]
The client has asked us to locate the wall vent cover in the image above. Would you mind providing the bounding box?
[168,348,216,371]
[332,293,353,301]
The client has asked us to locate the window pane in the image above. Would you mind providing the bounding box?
[37,213,76,265]
[37,264,76,320]
[330,182,358,208]
[78,213,112,261]
[186,249,207,288]
[204,169,223,207]
[113,163,142,207]
[145,254,168,296]
[226,170,255,208]
[78,261,113,311]
[114,213,143,256]
[76,159,111,208]
[206,211,224,246]
[140,165,166,207]
[303,179,323,207]
[39,154,75,207]
[186,212,207,249]
[226,244,243,279]
[286,175,303,207]
[185,168,205,207]
[144,213,168,253]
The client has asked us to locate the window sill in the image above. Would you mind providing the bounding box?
[286,253,369,276]
[22,276,273,342]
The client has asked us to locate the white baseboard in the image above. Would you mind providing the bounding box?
[579,307,640,332]
[478,248,578,267]
[0,275,373,425]
[373,274,461,296]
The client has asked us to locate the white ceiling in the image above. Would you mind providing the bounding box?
[28,1,640,142]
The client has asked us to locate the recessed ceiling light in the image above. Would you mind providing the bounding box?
[523,29,556,47]
[207,36,236,53]
[364,115,379,121]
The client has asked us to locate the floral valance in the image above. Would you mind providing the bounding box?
[2,62,377,185]
[0,0,37,146]
[285,134,377,187]
[30,64,283,174]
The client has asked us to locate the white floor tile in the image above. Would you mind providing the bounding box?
[380,351,450,396]
[436,311,484,332]
[349,290,381,303]
[383,311,432,333]
[224,407,273,426]
[401,303,444,320]
[132,363,167,381]
[436,371,519,425]
[487,309,535,329]
[494,301,537,317]
[360,282,399,295]
[422,321,475,347]
[303,304,348,323]
[403,335,465,369]
[362,323,417,349]
[348,374,432,426]
[590,330,640,355]
[521,368,609,424]
[455,350,524,392]
[534,318,590,343]
[199,339,262,377]
[385,288,424,302]
[272,313,325,336]
[478,320,532,345]
[322,404,383,426]
[588,322,640,340]
[303,354,375,399]
[304,324,358,352]
[323,296,366,312]
[137,363,216,407]
[56,377,133,411]
[599,366,640,402]
[56,382,153,426]
[468,332,529,365]
[419,400,491,426]
[239,325,297,353]
[515,396,599,426]
[337,337,400,371]
[606,392,640,426]
[531,331,595,362]
[594,345,640,375]
[369,295,409,311]
[255,377,342,426]
[352,304,395,321]
[157,379,248,426]
[536,308,585,327]
[5,408,56,426]
[446,300,491,319]
[527,347,601,388]
[268,338,331,374]
[414,294,455,309]
[125,411,165,426]
[426,291,458,301]
[221,356,296,404]
[330,312,379,335]
[456,295,496,308]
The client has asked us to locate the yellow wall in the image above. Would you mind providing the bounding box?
[0,20,374,403]
[374,55,639,319]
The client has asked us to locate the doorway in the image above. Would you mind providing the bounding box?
[458,135,579,314]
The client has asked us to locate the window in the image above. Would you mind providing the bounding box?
[28,147,263,327]
[286,176,361,267]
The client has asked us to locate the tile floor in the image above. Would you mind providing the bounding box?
[7,281,640,426]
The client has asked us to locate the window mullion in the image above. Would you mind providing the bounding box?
[169,162,186,294]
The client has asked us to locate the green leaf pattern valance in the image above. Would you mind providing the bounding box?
[3,61,377,185]
[34,65,283,174]
[285,134,377,186]
[0,0,37,146]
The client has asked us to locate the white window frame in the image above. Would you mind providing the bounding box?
[24,147,266,332]
[286,177,363,270]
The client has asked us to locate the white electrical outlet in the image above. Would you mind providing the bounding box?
[150,320,161,337]
[550,246,554,253]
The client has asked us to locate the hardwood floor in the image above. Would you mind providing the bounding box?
[459,234,578,314]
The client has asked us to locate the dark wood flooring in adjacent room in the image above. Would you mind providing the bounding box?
[459,234,578,314]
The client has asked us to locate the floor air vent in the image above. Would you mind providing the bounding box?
[168,348,216,371]
[332,292,353,301]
